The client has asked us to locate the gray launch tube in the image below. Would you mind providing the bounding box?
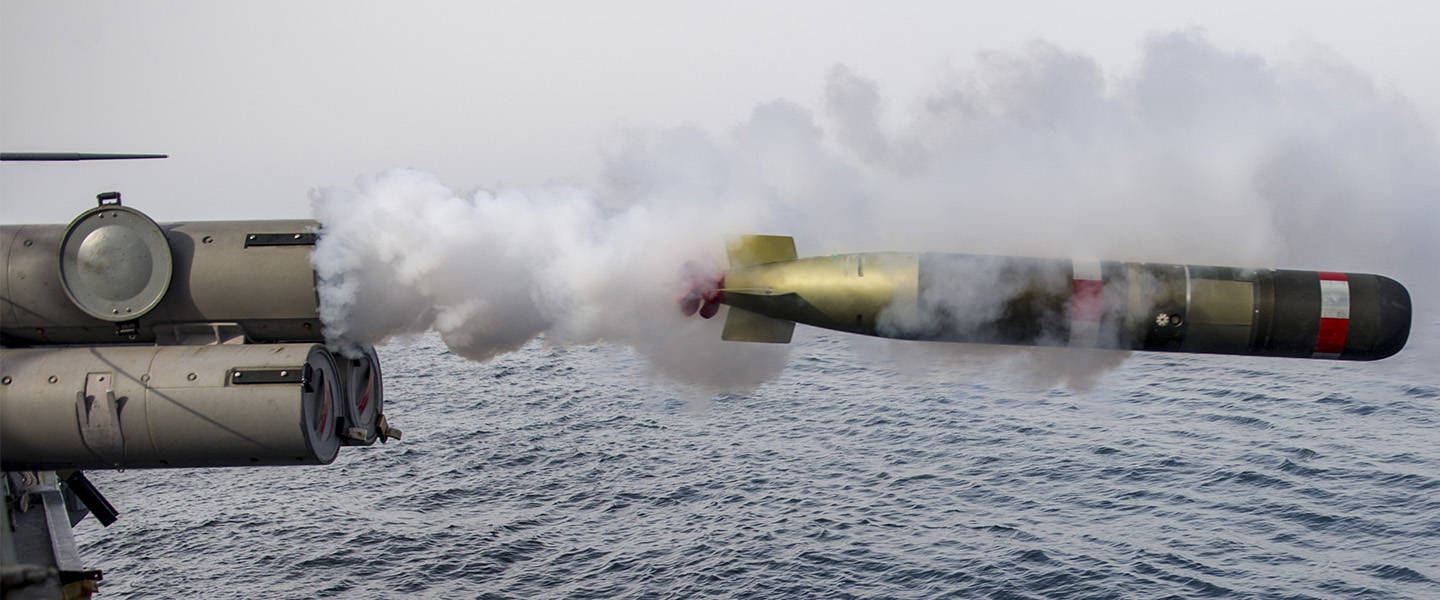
[0,343,342,470]
[1,219,322,345]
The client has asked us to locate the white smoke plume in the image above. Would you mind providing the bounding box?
[309,169,789,388]
[312,31,1439,390]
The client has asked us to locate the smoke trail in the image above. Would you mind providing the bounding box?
[312,31,1439,389]
[309,168,789,388]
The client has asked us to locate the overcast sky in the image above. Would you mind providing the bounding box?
[3,1,1439,224]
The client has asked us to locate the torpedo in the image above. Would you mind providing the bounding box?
[680,235,1410,361]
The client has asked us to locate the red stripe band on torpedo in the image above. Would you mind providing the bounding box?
[1313,272,1350,358]
[1071,280,1103,321]
[1069,259,1103,347]
[1315,318,1350,356]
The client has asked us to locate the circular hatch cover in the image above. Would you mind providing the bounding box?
[59,204,173,322]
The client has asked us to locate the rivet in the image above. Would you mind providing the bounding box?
[112,308,119,314]
[187,373,197,381]
[202,235,214,244]
[279,370,288,377]
[48,375,58,384]
[141,374,150,382]
[248,234,256,240]
[293,233,301,239]
[23,239,33,247]
[234,372,243,379]
[1,376,11,385]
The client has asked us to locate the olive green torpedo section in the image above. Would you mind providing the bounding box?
[682,235,1411,361]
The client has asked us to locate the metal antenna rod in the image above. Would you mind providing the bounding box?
[1,153,168,161]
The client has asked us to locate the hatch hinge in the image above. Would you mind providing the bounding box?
[74,373,125,466]
[114,319,139,339]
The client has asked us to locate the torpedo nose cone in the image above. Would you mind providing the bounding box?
[1368,275,1411,360]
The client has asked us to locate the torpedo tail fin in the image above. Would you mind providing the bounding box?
[726,235,796,268]
[716,234,797,342]
[721,306,795,343]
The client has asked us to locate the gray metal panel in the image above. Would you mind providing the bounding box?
[0,225,17,331]
[159,220,320,323]
[37,473,87,573]
[2,224,113,343]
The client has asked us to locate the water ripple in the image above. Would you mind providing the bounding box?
[75,331,1440,599]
